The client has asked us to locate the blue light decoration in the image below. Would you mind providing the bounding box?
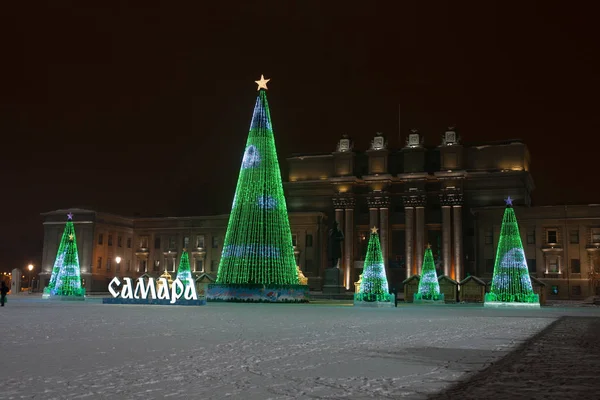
[413,245,444,303]
[484,197,540,307]
[354,227,394,306]
[241,144,261,169]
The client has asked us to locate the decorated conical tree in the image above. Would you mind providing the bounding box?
[176,249,194,290]
[414,245,443,301]
[44,213,76,296]
[355,227,391,303]
[216,75,298,286]
[51,214,85,298]
[485,197,539,305]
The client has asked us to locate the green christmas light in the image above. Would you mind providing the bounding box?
[354,227,393,303]
[216,79,298,286]
[414,245,444,301]
[45,213,85,298]
[485,197,539,305]
[175,249,194,291]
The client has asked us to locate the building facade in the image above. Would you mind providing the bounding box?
[284,129,534,291]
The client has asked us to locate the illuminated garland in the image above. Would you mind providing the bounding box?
[175,249,194,292]
[216,88,298,285]
[50,214,85,297]
[414,246,443,301]
[355,228,391,302]
[485,199,539,304]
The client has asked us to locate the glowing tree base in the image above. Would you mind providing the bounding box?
[484,293,540,308]
[207,284,309,303]
[353,292,395,308]
[413,292,445,304]
[42,288,86,301]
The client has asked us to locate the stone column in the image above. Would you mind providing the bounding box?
[558,255,562,275]
[379,196,391,279]
[453,205,463,282]
[332,198,345,269]
[416,206,425,274]
[343,198,355,290]
[368,206,379,231]
[404,204,414,279]
[442,206,452,277]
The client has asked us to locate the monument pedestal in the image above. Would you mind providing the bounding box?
[323,267,345,294]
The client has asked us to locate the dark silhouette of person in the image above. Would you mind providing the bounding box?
[327,220,344,268]
[1,281,8,307]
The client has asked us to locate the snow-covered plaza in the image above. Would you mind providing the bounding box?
[2,298,599,399]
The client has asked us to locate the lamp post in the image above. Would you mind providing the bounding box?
[115,257,121,274]
[27,264,34,293]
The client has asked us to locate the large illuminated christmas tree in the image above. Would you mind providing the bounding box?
[414,245,444,302]
[45,213,85,299]
[175,249,194,290]
[215,75,298,287]
[354,227,393,306]
[44,213,73,295]
[484,197,540,307]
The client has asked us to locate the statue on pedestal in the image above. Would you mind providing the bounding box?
[327,220,344,269]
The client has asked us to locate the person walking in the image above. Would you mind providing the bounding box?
[1,281,8,306]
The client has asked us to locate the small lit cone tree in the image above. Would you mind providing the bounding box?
[484,197,539,307]
[354,227,393,306]
[413,245,444,302]
[175,249,194,294]
[51,214,85,298]
[215,75,299,291]
[44,213,76,297]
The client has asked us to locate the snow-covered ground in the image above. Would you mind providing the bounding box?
[1,297,599,400]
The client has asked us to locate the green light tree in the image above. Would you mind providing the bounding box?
[355,227,392,303]
[176,249,194,290]
[45,214,73,294]
[485,197,539,305]
[216,75,298,286]
[50,213,85,298]
[414,245,444,301]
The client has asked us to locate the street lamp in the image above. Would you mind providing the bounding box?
[115,257,121,274]
[27,264,33,293]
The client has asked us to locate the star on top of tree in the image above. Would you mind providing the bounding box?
[371,226,379,234]
[255,74,270,91]
[505,196,513,206]
[67,213,73,220]
[68,234,74,241]
[182,248,187,252]
[426,243,431,249]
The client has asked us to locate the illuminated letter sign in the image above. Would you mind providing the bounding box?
[109,277,198,303]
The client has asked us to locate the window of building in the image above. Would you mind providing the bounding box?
[117,236,122,247]
[211,260,219,271]
[108,234,113,246]
[485,259,494,273]
[570,230,579,244]
[106,259,112,271]
[97,257,102,270]
[169,236,176,249]
[154,237,161,249]
[546,229,558,244]
[548,258,558,273]
[527,259,536,274]
[306,234,313,247]
[212,236,219,249]
[484,229,493,245]
[551,285,559,295]
[98,234,104,245]
[592,228,600,243]
[139,260,147,273]
[571,259,581,274]
[195,259,203,272]
[527,230,535,245]
[572,285,582,296]
[292,234,298,247]
[305,259,313,272]
[126,260,131,272]
[196,235,205,248]
[140,236,149,248]
[183,236,189,248]
[127,237,132,248]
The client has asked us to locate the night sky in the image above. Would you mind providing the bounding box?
[0,1,597,272]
